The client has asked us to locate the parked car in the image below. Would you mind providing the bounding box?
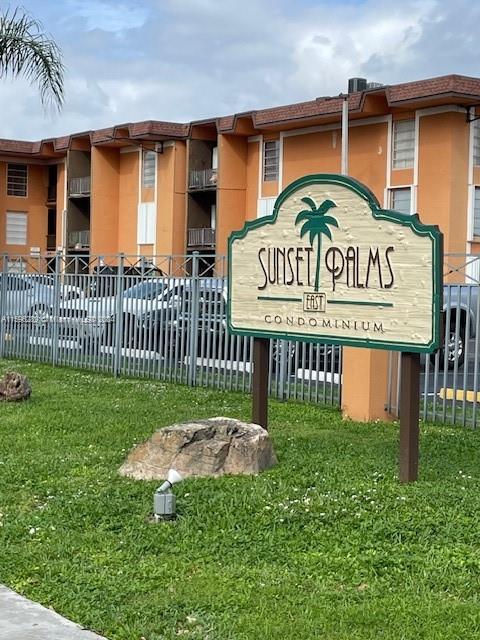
[146,278,340,373]
[441,284,479,369]
[55,277,171,345]
[0,273,82,319]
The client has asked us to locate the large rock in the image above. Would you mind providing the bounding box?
[119,417,277,480]
[0,372,31,402]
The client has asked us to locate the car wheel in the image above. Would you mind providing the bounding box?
[441,321,465,369]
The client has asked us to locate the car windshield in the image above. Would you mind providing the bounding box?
[123,280,167,300]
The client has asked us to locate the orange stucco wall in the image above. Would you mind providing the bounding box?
[342,348,392,422]
[217,134,247,255]
[417,112,469,255]
[246,141,260,221]
[282,130,340,186]
[90,147,120,256]
[117,150,139,256]
[349,123,388,201]
[156,142,187,257]
[0,161,49,255]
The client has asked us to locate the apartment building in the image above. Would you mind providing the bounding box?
[1,73,480,272]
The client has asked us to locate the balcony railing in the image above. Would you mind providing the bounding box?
[188,168,217,190]
[47,184,56,203]
[68,230,90,248]
[187,227,215,248]
[68,176,91,197]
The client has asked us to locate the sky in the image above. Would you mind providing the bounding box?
[0,0,478,141]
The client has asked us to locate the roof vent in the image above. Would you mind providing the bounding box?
[348,77,367,93]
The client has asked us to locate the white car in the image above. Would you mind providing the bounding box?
[0,273,83,319]
[56,277,226,348]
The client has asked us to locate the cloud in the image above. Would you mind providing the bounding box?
[0,0,478,140]
[62,0,149,33]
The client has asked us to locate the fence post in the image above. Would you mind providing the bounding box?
[187,251,200,387]
[0,255,7,359]
[278,340,288,400]
[113,254,125,377]
[51,250,62,366]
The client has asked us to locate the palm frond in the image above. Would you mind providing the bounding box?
[300,196,317,210]
[299,219,317,237]
[317,199,337,214]
[0,8,65,110]
[321,215,339,228]
[295,209,314,225]
[320,226,333,241]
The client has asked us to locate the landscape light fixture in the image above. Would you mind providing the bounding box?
[153,468,183,521]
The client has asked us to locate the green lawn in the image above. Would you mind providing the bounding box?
[1,360,480,639]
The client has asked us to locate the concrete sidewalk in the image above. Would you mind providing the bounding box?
[0,586,107,639]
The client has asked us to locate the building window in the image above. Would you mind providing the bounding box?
[390,187,411,214]
[6,212,27,245]
[257,197,276,218]
[473,187,480,236]
[142,150,156,189]
[263,140,279,181]
[392,120,415,169]
[474,121,480,166]
[7,164,27,197]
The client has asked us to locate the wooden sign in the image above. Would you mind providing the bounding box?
[228,174,442,354]
[228,174,444,483]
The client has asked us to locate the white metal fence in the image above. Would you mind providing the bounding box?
[0,252,342,406]
[6,251,479,425]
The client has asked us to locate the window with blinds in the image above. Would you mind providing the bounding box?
[392,120,415,169]
[390,187,411,215]
[142,151,156,188]
[7,164,28,197]
[263,140,279,181]
[473,187,480,236]
[6,212,27,244]
[474,121,480,166]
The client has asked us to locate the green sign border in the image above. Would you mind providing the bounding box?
[227,173,443,354]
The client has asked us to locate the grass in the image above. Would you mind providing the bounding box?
[1,360,480,639]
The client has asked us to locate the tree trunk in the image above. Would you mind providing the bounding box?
[314,236,322,291]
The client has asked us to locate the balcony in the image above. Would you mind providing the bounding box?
[68,176,91,198]
[47,184,56,204]
[188,227,215,248]
[67,230,90,249]
[188,168,217,191]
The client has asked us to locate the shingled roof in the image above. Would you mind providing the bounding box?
[1,74,479,156]
[386,74,480,104]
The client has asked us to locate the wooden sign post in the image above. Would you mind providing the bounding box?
[228,174,443,482]
[252,337,269,430]
[399,352,421,483]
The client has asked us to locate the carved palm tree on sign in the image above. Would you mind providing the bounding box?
[295,197,338,292]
